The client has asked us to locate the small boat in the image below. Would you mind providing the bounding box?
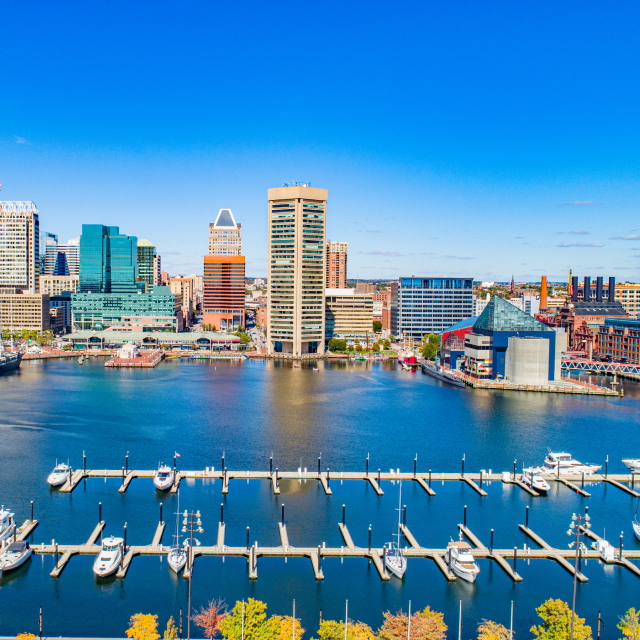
[446,534,480,582]
[384,482,407,579]
[313,367,319,372]
[623,459,640,473]
[153,463,175,491]
[528,450,601,476]
[0,346,22,374]
[633,501,640,542]
[0,508,16,544]
[167,491,187,574]
[47,462,71,487]
[78,355,84,365]
[293,364,301,369]
[522,469,550,494]
[93,536,124,577]
[0,541,32,572]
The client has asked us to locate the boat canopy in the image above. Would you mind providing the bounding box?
[7,541,29,551]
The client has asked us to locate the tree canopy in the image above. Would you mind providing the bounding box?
[316,619,375,640]
[378,607,447,640]
[372,320,382,333]
[530,599,592,640]
[477,620,510,640]
[218,598,280,640]
[618,608,640,640]
[126,614,161,640]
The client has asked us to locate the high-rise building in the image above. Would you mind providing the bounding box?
[78,225,139,294]
[137,239,156,289]
[0,201,40,294]
[153,255,162,286]
[326,241,347,288]
[267,185,327,356]
[43,236,80,277]
[325,288,373,341]
[391,277,474,340]
[203,209,245,330]
[40,232,58,274]
[208,209,242,256]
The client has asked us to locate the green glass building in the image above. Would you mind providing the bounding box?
[136,239,156,288]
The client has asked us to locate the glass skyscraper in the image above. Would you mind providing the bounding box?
[136,239,156,289]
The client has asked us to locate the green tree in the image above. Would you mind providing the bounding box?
[355,338,360,345]
[378,606,447,640]
[389,334,395,342]
[530,599,592,640]
[618,609,640,640]
[422,343,437,360]
[240,334,251,344]
[126,614,160,640]
[384,339,391,349]
[218,599,279,640]
[373,320,382,333]
[328,338,347,352]
[164,617,178,640]
[372,343,380,352]
[347,344,354,352]
[355,344,363,352]
[317,619,375,640]
[477,620,510,640]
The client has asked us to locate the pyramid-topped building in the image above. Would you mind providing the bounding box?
[474,295,552,332]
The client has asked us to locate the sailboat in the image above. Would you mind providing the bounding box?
[633,500,640,542]
[384,481,407,578]
[168,491,187,573]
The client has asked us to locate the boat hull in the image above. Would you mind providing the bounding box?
[47,473,69,487]
[168,549,187,573]
[450,564,478,583]
[385,557,407,579]
[0,525,15,544]
[0,549,32,572]
[633,521,640,542]
[154,474,175,491]
[0,353,22,373]
[421,362,466,387]
[93,553,122,577]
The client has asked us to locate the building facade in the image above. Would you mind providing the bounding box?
[209,209,242,256]
[0,201,40,294]
[325,288,373,341]
[40,275,79,296]
[41,232,58,274]
[391,277,474,340]
[598,318,640,363]
[0,293,50,331]
[614,283,640,318]
[326,241,347,288]
[267,185,326,356]
[137,239,156,289]
[203,256,245,330]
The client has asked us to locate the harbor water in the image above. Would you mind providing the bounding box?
[0,358,639,637]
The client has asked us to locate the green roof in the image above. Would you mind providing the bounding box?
[474,295,551,332]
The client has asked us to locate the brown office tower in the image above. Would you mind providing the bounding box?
[267,184,327,356]
[203,209,245,330]
[326,241,347,288]
[540,275,548,311]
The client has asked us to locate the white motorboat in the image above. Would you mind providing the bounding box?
[623,459,640,473]
[0,508,16,544]
[522,469,550,494]
[93,536,124,577]
[153,464,175,491]
[633,501,640,542]
[384,482,407,579]
[167,491,187,574]
[0,541,32,572]
[529,451,601,476]
[446,534,480,583]
[47,462,71,487]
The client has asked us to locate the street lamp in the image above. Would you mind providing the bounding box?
[182,510,204,640]
[566,511,590,640]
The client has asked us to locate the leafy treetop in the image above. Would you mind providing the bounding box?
[530,599,592,640]
[126,614,161,640]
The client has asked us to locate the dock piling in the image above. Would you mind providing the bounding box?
[124,523,127,553]
[368,526,372,552]
[327,468,330,487]
[366,455,369,477]
[220,503,224,524]
[99,502,102,524]
[222,452,225,471]
[513,460,517,480]
[378,468,381,485]
[317,457,321,476]
[513,547,517,572]
[462,454,465,477]
[122,466,125,482]
[342,505,345,526]
[281,504,285,526]
[55,543,58,568]
[526,506,529,529]
[125,453,128,474]
[276,467,279,488]
[429,469,432,488]
[582,472,584,489]
[318,545,322,570]
[159,503,163,523]
[479,471,483,490]
[173,454,176,471]
[605,456,608,478]
[31,501,34,523]
[490,529,494,553]
[403,505,406,526]
[619,533,623,560]
[83,451,86,471]
[246,527,250,551]
[464,505,467,528]
[414,455,417,478]
[270,456,273,475]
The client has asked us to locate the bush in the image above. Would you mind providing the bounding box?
[372,320,382,333]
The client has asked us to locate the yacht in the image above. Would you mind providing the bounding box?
[384,482,407,579]
[446,534,480,582]
[623,459,640,473]
[0,508,16,544]
[153,464,175,491]
[633,502,640,542]
[167,491,187,574]
[0,541,32,572]
[93,536,124,577]
[531,451,601,476]
[47,462,71,487]
[522,469,550,494]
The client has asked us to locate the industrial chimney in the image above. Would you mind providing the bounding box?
[596,276,604,302]
[584,276,591,302]
[540,275,548,310]
[572,276,579,302]
[608,277,616,302]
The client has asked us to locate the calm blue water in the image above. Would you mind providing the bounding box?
[1,358,639,638]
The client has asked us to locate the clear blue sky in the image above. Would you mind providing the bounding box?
[2,1,639,283]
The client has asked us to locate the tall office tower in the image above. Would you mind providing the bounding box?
[326,241,347,288]
[208,209,242,255]
[0,201,40,293]
[153,254,162,286]
[267,184,327,356]
[78,225,138,293]
[137,239,156,289]
[41,232,58,274]
[203,210,245,330]
[57,238,80,276]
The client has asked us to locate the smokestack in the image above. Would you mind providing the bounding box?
[596,276,604,302]
[608,277,616,302]
[583,276,591,302]
[572,276,579,302]
[540,275,548,310]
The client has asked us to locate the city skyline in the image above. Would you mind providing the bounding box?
[2,2,640,282]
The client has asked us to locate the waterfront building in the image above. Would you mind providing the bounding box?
[614,283,640,318]
[391,277,474,340]
[208,209,242,256]
[0,201,40,294]
[325,288,373,342]
[257,305,267,329]
[203,256,245,330]
[50,292,72,332]
[137,239,156,289]
[65,330,239,351]
[326,241,347,288]
[170,277,195,327]
[267,185,327,356]
[40,275,79,297]
[598,318,640,363]
[463,295,566,382]
[0,292,50,331]
[440,316,478,370]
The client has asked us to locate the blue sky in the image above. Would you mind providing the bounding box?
[2,1,639,282]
